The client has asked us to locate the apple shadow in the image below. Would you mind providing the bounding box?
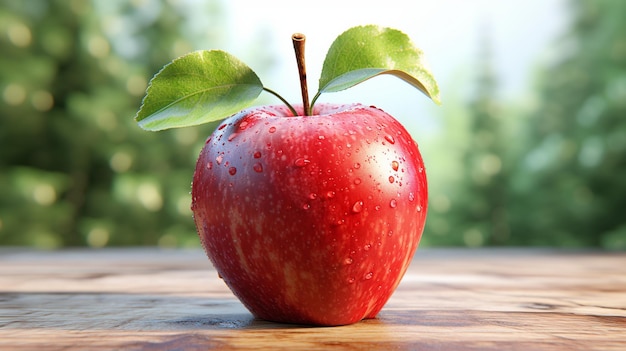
[3,291,467,332]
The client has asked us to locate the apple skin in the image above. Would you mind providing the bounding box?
[191,103,427,326]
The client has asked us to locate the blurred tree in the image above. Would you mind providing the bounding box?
[510,0,626,248]
[423,31,511,248]
[0,0,228,248]
[454,33,511,247]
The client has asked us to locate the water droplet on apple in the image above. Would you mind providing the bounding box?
[364,272,373,280]
[253,163,263,173]
[364,243,371,251]
[253,151,262,158]
[228,133,238,141]
[333,218,344,226]
[344,257,353,265]
[228,167,237,175]
[302,203,311,210]
[408,192,415,202]
[384,135,395,144]
[375,205,381,211]
[206,161,213,170]
[353,178,362,185]
[326,190,335,199]
[215,155,223,165]
[391,160,399,171]
[269,126,277,133]
[351,201,364,213]
[347,277,355,284]
[294,157,310,167]
[390,199,397,208]
[308,192,318,200]
[388,230,393,237]
[388,176,395,183]
[318,135,325,140]
[417,205,422,212]
[354,163,361,169]
[239,121,249,130]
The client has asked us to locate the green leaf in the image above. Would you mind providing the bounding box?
[316,25,441,106]
[135,50,263,131]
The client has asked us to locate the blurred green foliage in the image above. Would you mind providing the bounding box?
[421,0,626,249]
[1,0,624,249]
[0,0,225,248]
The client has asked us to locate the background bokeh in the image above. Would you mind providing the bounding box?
[1,0,625,249]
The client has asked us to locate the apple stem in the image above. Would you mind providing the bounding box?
[292,33,310,116]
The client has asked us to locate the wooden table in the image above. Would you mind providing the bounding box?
[1,248,624,350]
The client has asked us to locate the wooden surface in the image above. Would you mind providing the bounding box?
[1,248,625,350]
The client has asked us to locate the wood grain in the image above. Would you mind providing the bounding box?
[0,248,624,350]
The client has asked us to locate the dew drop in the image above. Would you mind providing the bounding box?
[326,190,336,199]
[353,178,362,185]
[344,257,353,265]
[384,135,395,144]
[351,200,364,213]
[364,272,373,280]
[215,155,223,165]
[308,192,318,200]
[253,151,262,158]
[388,230,393,237]
[318,135,325,140]
[268,126,277,133]
[375,205,381,211]
[302,203,311,210]
[391,160,399,171]
[347,277,355,284]
[408,192,415,202]
[228,167,237,175]
[239,121,249,130]
[390,199,397,208]
[417,205,422,212]
[388,176,395,183]
[364,243,371,251]
[206,161,213,170]
[294,157,310,167]
[354,163,361,169]
[253,162,263,173]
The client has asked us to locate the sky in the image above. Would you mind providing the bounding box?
[217,0,569,139]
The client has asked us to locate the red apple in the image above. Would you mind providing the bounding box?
[191,102,427,326]
[134,26,439,326]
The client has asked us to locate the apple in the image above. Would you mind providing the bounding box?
[191,102,427,325]
[134,25,440,326]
